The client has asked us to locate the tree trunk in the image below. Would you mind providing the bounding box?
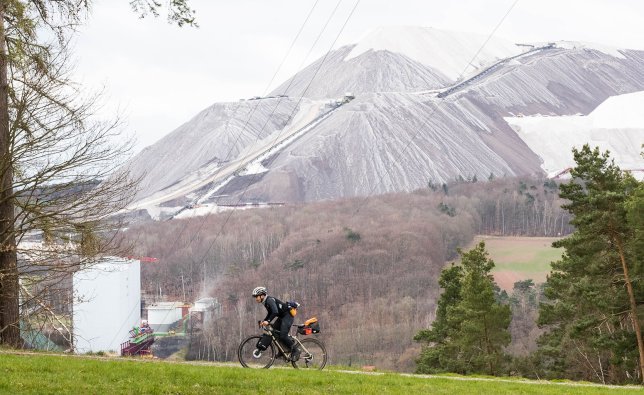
[615,238,644,383]
[0,4,21,347]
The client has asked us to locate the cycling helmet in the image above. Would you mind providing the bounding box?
[252,286,267,297]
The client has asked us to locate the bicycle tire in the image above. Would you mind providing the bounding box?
[238,335,275,368]
[292,337,327,370]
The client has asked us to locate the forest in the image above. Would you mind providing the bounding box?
[415,146,643,384]
[127,174,574,371]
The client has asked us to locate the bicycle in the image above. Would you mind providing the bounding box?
[238,318,327,369]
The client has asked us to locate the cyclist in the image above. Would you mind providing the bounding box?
[252,286,300,361]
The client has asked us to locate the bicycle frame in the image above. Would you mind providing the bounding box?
[262,325,301,360]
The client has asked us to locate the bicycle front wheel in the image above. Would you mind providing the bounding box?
[238,335,275,368]
[293,337,327,370]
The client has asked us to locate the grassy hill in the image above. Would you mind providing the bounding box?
[0,352,640,394]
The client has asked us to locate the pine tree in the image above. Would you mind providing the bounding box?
[537,145,643,384]
[449,242,511,375]
[414,264,463,373]
[415,242,511,375]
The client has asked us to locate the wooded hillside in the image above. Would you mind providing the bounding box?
[127,176,572,370]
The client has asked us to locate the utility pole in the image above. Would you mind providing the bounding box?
[181,274,186,302]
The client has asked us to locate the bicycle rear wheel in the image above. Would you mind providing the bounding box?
[292,338,327,370]
[238,335,275,368]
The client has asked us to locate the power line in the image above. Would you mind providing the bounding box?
[145,0,516,354]
[171,0,350,266]
[196,0,346,210]
[110,1,326,338]
[143,0,516,310]
[261,0,322,97]
[348,0,521,217]
[193,0,361,271]
[142,0,323,272]
[134,0,359,308]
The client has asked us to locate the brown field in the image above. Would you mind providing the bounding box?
[470,235,564,291]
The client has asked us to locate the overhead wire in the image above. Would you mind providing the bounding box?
[192,0,362,272]
[178,0,344,254]
[129,0,360,323]
[164,0,321,224]
[150,0,359,327]
[144,0,322,263]
[139,0,517,321]
[145,0,518,345]
[347,0,521,217]
[116,0,324,335]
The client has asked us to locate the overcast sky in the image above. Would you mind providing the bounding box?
[72,0,644,152]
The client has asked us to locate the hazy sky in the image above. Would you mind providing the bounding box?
[72,0,644,152]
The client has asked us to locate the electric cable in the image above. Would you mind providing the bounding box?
[109,0,324,341]
[178,0,345,253]
[347,0,521,217]
[138,0,516,326]
[138,0,322,267]
[147,0,519,359]
[191,0,361,274]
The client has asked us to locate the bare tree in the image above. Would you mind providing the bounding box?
[0,0,195,347]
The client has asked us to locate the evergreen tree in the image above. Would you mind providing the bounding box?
[415,242,511,375]
[414,264,463,373]
[449,242,511,375]
[537,145,643,384]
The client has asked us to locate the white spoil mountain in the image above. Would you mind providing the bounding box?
[270,26,523,99]
[120,26,644,219]
[506,90,644,178]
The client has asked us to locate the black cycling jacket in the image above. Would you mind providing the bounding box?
[263,296,287,322]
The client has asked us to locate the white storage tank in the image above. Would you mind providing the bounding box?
[147,302,185,332]
[191,297,219,324]
[73,257,140,353]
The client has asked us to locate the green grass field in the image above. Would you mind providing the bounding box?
[0,352,640,394]
[472,236,564,290]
